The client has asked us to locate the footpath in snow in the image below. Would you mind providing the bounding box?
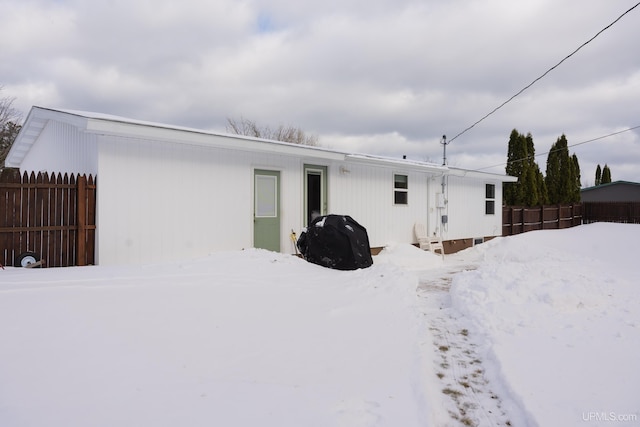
[379,222,640,426]
[448,223,640,426]
[377,245,528,426]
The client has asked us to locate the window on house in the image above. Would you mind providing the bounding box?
[485,183,495,215]
[394,174,408,205]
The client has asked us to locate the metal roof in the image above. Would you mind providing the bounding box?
[580,180,640,192]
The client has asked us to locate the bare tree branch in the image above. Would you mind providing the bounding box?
[0,87,23,168]
[226,116,318,146]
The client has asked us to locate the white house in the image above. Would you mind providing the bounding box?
[6,106,517,265]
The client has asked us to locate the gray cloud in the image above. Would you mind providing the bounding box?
[2,0,639,183]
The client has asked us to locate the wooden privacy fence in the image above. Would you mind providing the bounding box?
[582,202,640,224]
[0,169,96,267]
[502,204,582,236]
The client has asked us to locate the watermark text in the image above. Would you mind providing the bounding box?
[582,411,638,423]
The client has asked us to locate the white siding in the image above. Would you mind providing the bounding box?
[426,174,446,238]
[11,108,513,264]
[19,121,97,175]
[96,146,506,264]
[96,137,502,264]
[442,175,503,240]
[97,135,305,265]
[328,161,433,248]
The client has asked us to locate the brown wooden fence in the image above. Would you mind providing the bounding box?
[502,204,582,236]
[0,169,96,268]
[582,202,640,224]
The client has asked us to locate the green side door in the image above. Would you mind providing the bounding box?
[253,169,281,252]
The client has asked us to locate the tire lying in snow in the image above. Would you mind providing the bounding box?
[15,252,41,268]
[297,215,373,270]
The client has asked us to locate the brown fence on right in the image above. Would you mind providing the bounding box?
[503,204,582,236]
[582,202,640,224]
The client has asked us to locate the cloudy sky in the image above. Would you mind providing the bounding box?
[2,0,639,184]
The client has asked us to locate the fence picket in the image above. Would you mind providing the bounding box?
[0,169,97,267]
[583,202,640,224]
[86,175,96,265]
[503,201,640,236]
[503,204,582,236]
[76,175,87,267]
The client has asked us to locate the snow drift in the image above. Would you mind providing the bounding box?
[1,223,638,426]
[0,249,425,426]
[450,223,640,426]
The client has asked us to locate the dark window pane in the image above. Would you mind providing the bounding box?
[486,200,495,215]
[394,174,408,189]
[395,191,408,205]
[486,183,495,199]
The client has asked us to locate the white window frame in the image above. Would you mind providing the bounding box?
[485,183,496,215]
[255,174,278,218]
[394,174,408,205]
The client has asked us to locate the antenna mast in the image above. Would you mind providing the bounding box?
[440,135,449,165]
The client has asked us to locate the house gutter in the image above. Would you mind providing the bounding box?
[345,153,449,174]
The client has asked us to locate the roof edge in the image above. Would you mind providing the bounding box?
[7,106,520,181]
[581,180,640,191]
[6,106,91,167]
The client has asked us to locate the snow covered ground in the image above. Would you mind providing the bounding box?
[1,223,638,426]
[449,223,640,426]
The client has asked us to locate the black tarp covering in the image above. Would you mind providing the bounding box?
[297,215,373,270]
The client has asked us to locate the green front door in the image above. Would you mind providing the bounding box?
[254,170,281,252]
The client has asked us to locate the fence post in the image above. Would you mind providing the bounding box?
[510,206,515,235]
[504,206,512,236]
[76,175,87,266]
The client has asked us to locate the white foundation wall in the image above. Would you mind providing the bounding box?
[96,136,304,265]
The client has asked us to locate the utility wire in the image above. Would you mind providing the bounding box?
[474,125,640,171]
[447,1,640,144]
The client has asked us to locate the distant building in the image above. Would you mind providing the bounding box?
[580,181,640,202]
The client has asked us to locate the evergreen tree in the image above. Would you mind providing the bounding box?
[595,164,602,186]
[520,133,538,205]
[571,154,581,202]
[504,129,526,205]
[536,167,550,205]
[504,129,548,206]
[601,164,612,184]
[546,134,576,204]
[521,162,539,206]
[562,159,574,202]
[545,137,562,203]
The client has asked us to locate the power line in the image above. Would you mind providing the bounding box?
[474,125,640,172]
[447,1,640,144]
